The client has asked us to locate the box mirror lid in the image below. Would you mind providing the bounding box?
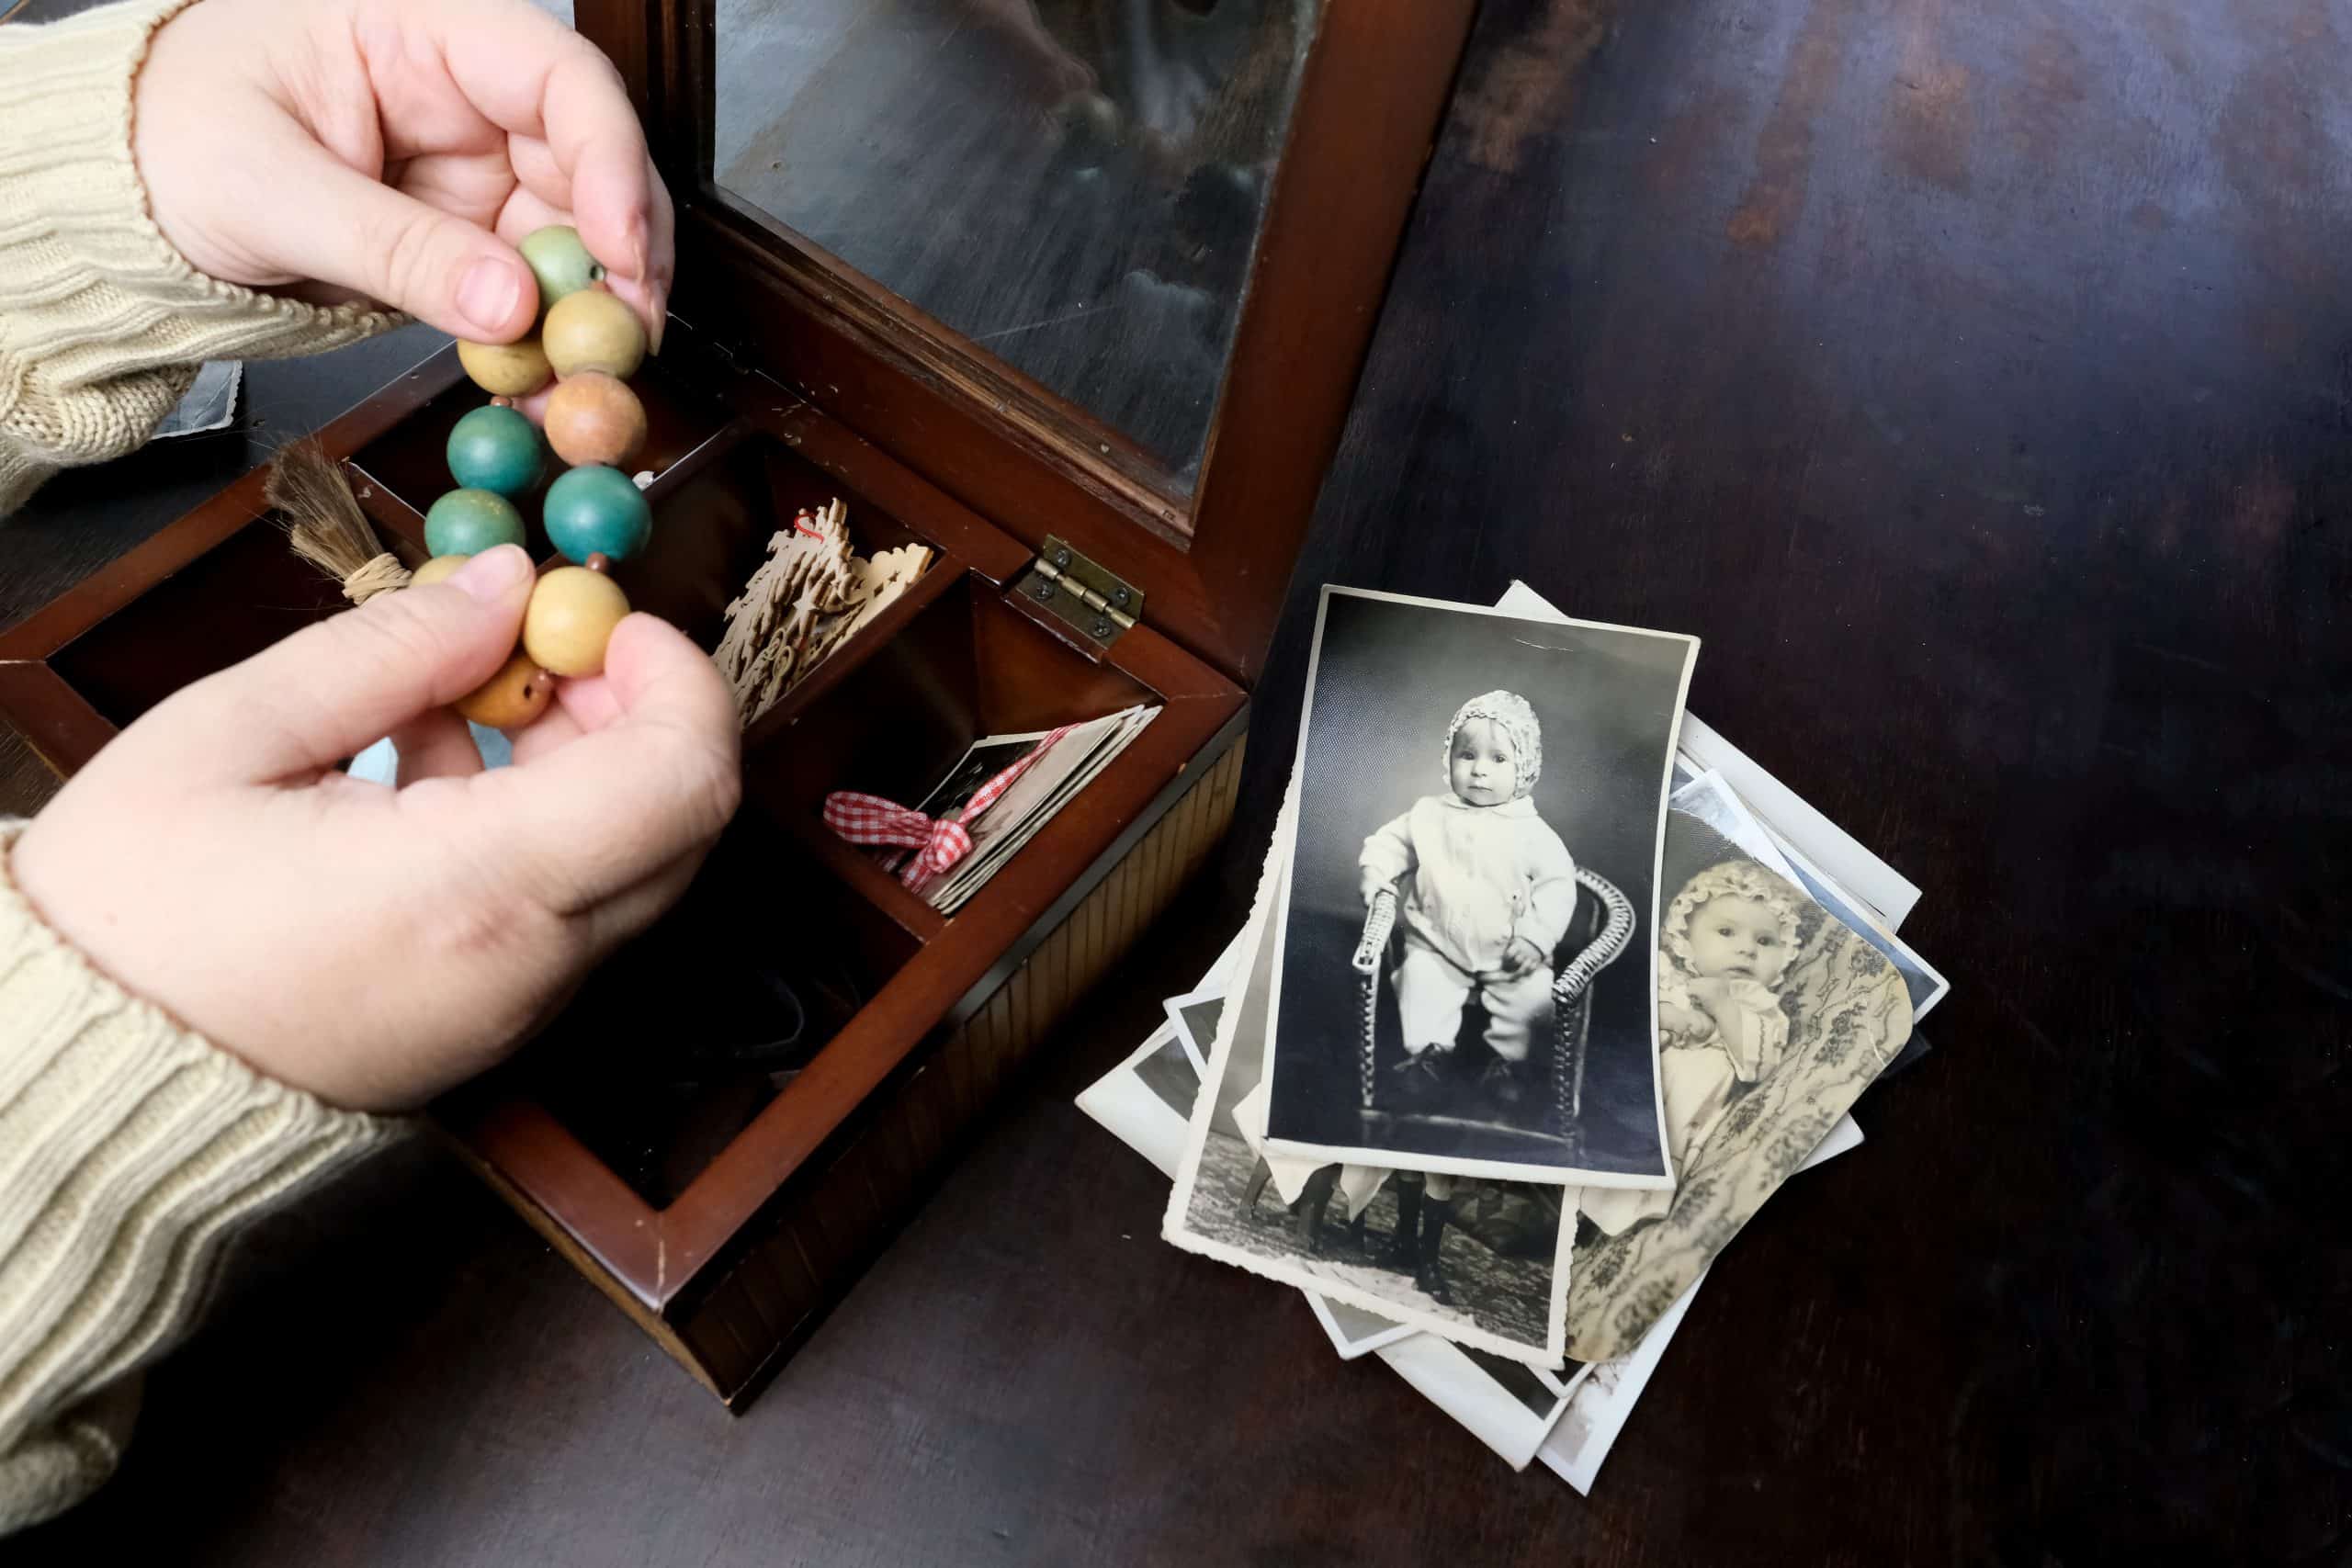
[708,2,1315,501]
[590,0,1473,686]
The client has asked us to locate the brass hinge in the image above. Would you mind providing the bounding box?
[1013,536,1141,652]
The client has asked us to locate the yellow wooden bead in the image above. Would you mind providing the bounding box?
[458,336,553,397]
[409,554,469,589]
[454,652,555,729]
[542,290,646,380]
[523,566,630,677]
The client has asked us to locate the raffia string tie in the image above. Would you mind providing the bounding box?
[342,553,412,604]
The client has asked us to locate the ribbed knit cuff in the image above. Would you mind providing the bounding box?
[0,441,48,525]
[0,0,402,510]
[0,819,401,1530]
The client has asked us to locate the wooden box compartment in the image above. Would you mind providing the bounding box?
[0,331,1247,1404]
[0,0,1475,1406]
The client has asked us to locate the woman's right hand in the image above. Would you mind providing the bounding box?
[8,546,740,1113]
[131,0,672,346]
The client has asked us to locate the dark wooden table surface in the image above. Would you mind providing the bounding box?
[10,0,2349,1561]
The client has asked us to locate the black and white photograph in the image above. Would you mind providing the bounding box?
[916,704,1159,911]
[1261,586,1698,1187]
[1766,825,1945,1082]
[1378,1333,1590,1472]
[1161,989,1226,1077]
[1672,767,1945,1080]
[1076,1022,1201,1182]
[1166,790,1576,1367]
[1538,1273,1702,1495]
[1668,769,1805,881]
[1760,817,1950,1027]
[1544,1112,1868,1493]
[873,732,1043,877]
[1306,1294,1416,1360]
[1566,800,1912,1361]
[1670,751,1942,1026]
[1069,987,1416,1366]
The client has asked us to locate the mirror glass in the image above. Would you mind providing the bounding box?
[713,0,1320,492]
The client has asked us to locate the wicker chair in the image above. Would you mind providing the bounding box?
[1351,868,1636,1140]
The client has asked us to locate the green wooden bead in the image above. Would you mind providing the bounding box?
[446,404,544,497]
[424,489,527,557]
[519,225,605,314]
[544,466,653,563]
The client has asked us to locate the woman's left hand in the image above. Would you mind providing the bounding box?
[130,0,672,348]
[9,547,741,1113]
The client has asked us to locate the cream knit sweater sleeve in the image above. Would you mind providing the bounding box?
[0,823,400,1534]
[0,0,401,518]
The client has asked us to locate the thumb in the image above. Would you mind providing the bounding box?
[137,547,537,786]
[273,141,539,341]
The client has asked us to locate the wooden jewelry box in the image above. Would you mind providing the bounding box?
[0,0,1475,1405]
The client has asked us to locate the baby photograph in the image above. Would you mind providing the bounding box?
[1260,587,1699,1187]
[1564,807,1914,1362]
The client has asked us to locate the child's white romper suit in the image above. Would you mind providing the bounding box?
[1358,794,1578,1063]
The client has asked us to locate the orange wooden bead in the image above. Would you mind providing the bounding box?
[454,652,554,729]
[544,372,648,468]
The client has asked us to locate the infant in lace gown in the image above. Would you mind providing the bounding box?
[1581,859,1803,1236]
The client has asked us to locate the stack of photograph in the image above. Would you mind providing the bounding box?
[1080,583,1951,1486]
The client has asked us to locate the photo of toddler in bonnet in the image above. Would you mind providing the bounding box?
[1261,587,1698,1189]
[1357,690,1579,1120]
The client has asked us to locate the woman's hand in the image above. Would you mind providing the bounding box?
[130,0,672,348]
[7,547,741,1113]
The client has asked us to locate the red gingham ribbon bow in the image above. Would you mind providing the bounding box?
[821,794,975,885]
[824,724,1074,890]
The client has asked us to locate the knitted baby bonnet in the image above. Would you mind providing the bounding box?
[1442,690,1542,800]
[1662,859,1804,986]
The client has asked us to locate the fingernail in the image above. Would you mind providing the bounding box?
[457,257,524,335]
[450,545,529,601]
[648,285,667,355]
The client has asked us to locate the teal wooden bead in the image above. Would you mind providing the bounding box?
[424,489,527,557]
[544,466,653,563]
[519,225,605,313]
[446,404,544,497]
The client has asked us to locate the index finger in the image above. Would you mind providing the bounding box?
[496,143,673,344]
[459,615,743,913]
[416,0,664,285]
